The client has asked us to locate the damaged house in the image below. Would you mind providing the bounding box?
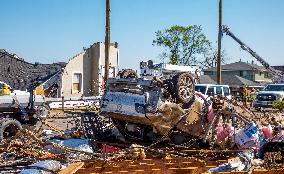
[59,42,119,98]
[0,49,65,97]
[0,42,119,98]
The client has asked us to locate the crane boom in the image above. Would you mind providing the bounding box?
[222,26,283,83]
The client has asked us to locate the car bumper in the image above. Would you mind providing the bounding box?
[253,101,274,108]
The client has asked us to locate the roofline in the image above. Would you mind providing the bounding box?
[196,84,229,87]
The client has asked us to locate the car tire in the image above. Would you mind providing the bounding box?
[118,69,138,79]
[172,72,195,104]
[0,118,23,142]
[36,104,50,119]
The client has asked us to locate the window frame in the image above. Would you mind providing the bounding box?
[215,86,223,95]
[264,72,269,78]
[72,72,83,93]
[223,87,230,96]
[206,87,215,96]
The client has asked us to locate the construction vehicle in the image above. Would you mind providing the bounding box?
[0,81,12,96]
[222,26,284,109]
[222,26,283,83]
[0,82,49,142]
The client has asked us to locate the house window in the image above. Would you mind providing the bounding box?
[240,71,247,77]
[259,72,262,76]
[264,72,269,78]
[73,73,82,92]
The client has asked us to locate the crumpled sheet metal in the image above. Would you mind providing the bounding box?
[147,95,207,137]
[176,99,208,138]
[106,97,206,137]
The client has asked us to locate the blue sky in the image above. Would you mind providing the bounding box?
[0,0,283,70]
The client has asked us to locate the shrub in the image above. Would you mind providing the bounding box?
[272,101,284,111]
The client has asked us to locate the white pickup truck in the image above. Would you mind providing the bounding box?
[253,84,284,109]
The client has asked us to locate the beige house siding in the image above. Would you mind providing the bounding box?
[61,42,119,98]
[204,70,272,84]
[61,52,85,98]
[93,42,119,95]
[254,71,272,83]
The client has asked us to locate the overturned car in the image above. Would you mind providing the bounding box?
[83,68,284,158]
[95,69,214,145]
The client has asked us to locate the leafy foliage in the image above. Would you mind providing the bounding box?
[272,101,284,111]
[153,25,211,66]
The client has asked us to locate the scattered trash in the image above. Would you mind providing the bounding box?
[208,152,254,172]
[20,160,61,174]
[234,121,261,150]
[128,144,146,160]
[101,144,121,153]
[49,139,92,153]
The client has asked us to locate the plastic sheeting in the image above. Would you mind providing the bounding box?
[20,160,61,174]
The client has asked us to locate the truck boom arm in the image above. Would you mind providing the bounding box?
[222,26,283,82]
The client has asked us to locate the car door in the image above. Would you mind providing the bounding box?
[215,86,223,96]
[206,86,215,96]
[223,86,232,99]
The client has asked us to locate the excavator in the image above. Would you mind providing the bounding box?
[222,25,284,83]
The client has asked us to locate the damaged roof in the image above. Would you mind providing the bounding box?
[0,49,66,91]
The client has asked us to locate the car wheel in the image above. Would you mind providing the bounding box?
[36,104,50,119]
[118,69,138,79]
[172,72,195,104]
[0,118,23,142]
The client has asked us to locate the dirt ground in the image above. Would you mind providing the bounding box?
[44,109,84,131]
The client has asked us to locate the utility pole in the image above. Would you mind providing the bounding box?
[217,0,222,84]
[104,0,110,91]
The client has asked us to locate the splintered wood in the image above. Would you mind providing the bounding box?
[66,157,284,174]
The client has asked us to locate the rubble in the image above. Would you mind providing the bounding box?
[208,152,254,172]
[20,160,61,174]
[0,74,283,173]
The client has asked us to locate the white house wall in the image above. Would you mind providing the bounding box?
[61,42,119,98]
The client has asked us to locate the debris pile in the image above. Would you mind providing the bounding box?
[0,72,283,173]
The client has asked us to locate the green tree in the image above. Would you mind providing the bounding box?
[153,25,211,66]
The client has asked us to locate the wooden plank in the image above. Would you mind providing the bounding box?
[133,169,144,172]
[59,162,84,174]
[252,169,284,174]
[72,159,284,174]
[168,167,199,173]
